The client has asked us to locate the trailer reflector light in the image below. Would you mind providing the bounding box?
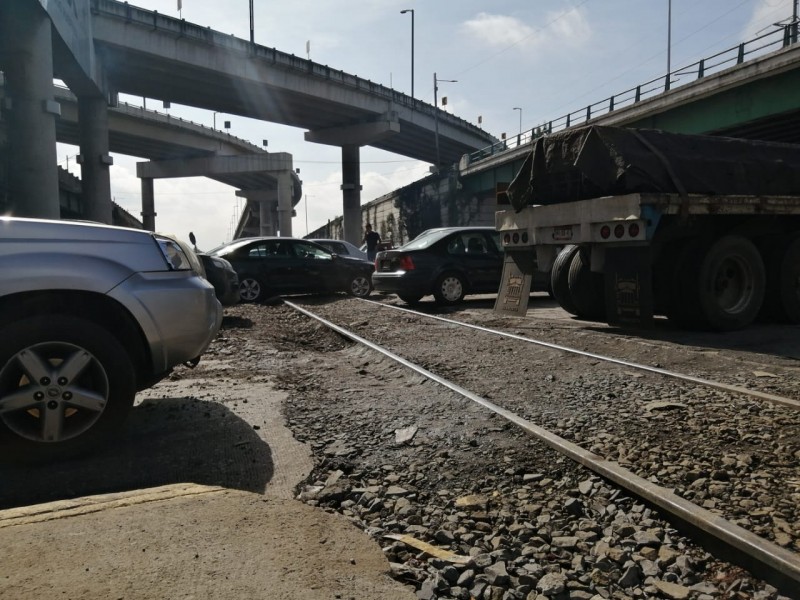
[600,225,611,239]
[629,222,640,237]
[503,233,511,245]
[512,232,520,244]
[522,232,529,244]
[614,224,625,238]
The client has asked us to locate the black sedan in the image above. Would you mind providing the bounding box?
[373,226,546,305]
[209,237,373,302]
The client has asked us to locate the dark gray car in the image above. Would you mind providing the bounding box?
[372,226,548,305]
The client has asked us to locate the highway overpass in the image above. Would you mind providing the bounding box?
[0,0,496,243]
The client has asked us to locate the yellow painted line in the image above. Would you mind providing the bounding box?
[0,483,225,528]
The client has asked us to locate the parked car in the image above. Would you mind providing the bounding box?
[0,217,222,461]
[372,226,548,305]
[209,237,374,302]
[188,232,239,306]
[197,253,240,306]
[309,238,368,261]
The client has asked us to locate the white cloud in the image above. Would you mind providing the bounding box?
[741,0,795,39]
[461,8,591,52]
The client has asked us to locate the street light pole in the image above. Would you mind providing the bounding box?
[513,107,522,137]
[305,194,310,237]
[433,72,457,171]
[666,0,672,90]
[400,9,415,99]
[249,0,254,44]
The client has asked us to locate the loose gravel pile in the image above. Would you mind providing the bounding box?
[216,299,800,600]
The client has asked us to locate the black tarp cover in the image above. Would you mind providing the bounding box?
[506,125,800,212]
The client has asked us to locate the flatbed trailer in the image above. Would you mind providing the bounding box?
[493,127,800,331]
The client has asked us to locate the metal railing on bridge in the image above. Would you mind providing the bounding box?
[469,23,800,163]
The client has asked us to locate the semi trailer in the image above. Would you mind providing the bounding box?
[494,125,800,331]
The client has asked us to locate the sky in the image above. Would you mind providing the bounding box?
[57,0,797,249]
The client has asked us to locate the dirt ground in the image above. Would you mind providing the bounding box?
[0,346,416,600]
[2,294,799,599]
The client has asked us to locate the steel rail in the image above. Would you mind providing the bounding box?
[285,300,800,591]
[361,299,800,410]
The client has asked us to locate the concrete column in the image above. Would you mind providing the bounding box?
[140,177,156,231]
[276,171,293,237]
[78,95,113,224]
[0,1,59,218]
[238,189,277,236]
[271,204,280,236]
[341,144,362,246]
[258,194,276,236]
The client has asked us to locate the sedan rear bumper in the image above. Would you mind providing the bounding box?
[371,271,431,297]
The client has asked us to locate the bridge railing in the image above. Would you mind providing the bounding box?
[93,0,493,143]
[469,23,799,163]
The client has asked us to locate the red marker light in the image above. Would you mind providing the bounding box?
[600,225,611,239]
[614,224,625,238]
[629,223,640,238]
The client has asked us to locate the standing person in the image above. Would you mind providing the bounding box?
[363,223,381,262]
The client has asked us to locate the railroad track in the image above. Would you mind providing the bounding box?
[283,298,800,595]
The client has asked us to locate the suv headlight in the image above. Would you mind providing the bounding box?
[155,236,193,271]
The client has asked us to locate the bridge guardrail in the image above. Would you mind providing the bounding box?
[469,24,799,163]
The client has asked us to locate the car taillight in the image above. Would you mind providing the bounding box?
[399,255,415,271]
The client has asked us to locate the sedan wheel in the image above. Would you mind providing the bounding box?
[434,273,466,305]
[348,275,372,298]
[239,277,264,302]
[0,316,135,462]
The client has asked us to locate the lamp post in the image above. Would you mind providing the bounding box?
[433,72,457,171]
[666,0,672,90]
[249,0,254,44]
[400,9,415,98]
[304,194,310,237]
[513,107,522,137]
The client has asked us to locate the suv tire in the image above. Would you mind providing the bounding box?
[0,315,136,462]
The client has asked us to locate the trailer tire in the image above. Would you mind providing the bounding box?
[762,234,800,323]
[550,245,580,316]
[696,235,765,331]
[567,246,606,321]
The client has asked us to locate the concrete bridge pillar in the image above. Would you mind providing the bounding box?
[258,198,275,236]
[237,189,278,236]
[140,177,156,231]
[77,95,113,224]
[255,191,278,236]
[0,1,59,218]
[341,144,362,246]
[276,171,293,237]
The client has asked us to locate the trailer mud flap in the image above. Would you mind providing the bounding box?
[604,247,654,327]
[494,250,535,316]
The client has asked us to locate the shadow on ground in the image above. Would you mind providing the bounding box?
[0,396,272,510]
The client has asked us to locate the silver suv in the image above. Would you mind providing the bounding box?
[0,217,222,461]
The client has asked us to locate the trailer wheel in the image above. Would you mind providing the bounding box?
[550,245,580,316]
[567,246,606,321]
[696,235,765,331]
[762,234,800,323]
